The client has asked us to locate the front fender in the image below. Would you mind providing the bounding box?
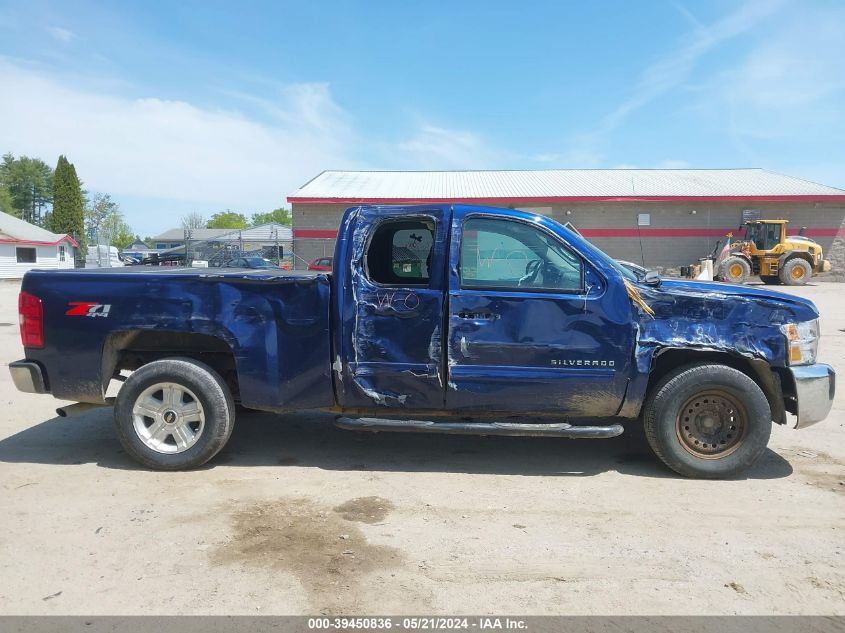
[616,279,816,419]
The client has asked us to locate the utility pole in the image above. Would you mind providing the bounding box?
[184,228,192,266]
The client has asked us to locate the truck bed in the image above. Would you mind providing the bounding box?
[20,267,335,410]
[33,266,326,279]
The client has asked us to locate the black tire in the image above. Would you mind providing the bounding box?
[779,258,812,286]
[760,275,780,285]
[720,256,751,283]
[643,363,771,478]
[114,358,235,470]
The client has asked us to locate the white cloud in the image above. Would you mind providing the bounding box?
[525,148,604,168]
[0,59,358,231]
[600,0,783,135]
[654,159,692,169]
[46,26,75,43]
[670,2,706,32]
[569,0,785,162]
[610,160,692,169]
[707,9,845,142]
[393,125,507,170]
[0,58,517,232]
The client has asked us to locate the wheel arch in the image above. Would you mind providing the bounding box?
[102,330,240,401]
[778,250,814,267]
[646,348,786,425]
[727,251,754,265]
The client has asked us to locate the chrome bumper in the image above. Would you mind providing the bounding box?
[9,360,48,394]
[789,364,835,429]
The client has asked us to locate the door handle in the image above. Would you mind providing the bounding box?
[457,311,497,320]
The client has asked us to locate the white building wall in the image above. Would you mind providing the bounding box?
[0,243,74,278]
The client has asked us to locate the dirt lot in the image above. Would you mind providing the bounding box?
[0,278,842,615]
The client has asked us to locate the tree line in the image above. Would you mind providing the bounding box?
[2,151,292,255]
[1,152,136,252]
[180,207,291,231]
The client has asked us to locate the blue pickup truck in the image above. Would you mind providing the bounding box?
[10,205,835,477]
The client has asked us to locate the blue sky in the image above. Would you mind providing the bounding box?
[1,0,844,236]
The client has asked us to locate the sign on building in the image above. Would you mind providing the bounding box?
[742,209,761,223]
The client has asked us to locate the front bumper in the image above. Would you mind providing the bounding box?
[789,363,835,429]
[9,360,48,394]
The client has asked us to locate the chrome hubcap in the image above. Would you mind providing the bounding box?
[132,382,205,454]
[675,390,747,459]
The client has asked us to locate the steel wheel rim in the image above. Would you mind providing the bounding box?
[132,382,205,454]
[729,263,743,278]
[791,265,805,280]
[675,390,748,459]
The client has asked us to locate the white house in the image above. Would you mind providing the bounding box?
[0,213,78,279]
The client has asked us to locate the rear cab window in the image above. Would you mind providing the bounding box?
[365,219,435,286]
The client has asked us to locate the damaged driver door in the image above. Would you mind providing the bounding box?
[335,206,450,409]
[445,207,632,417]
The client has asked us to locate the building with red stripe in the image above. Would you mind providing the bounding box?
[287,169,845,274]
[0,212,79,278]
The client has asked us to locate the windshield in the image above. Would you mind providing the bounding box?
[745,223,759,243]
[593,248,640,282]
[553,221,639,282]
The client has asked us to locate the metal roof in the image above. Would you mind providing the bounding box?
[153,224,293,242]
[0,212,78,246]
[216,223,292,242]
[157,223,292,254]
[152,228,233,241]
[288,169,845,203]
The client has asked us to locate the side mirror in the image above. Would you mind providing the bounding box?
[643,270,661,287]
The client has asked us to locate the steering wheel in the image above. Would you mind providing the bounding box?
[518,259,543,287]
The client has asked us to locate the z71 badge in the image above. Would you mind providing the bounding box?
[66,302,112,318]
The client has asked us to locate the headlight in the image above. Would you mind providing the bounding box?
[781,319,819,365]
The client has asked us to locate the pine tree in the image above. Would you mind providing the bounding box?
[0,153,54,223]
[49,155,85,256]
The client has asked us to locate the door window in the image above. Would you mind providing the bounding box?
[460,218,582,291]
[366,219,434,286]
[764,224,780,250]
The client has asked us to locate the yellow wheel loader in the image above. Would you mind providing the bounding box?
[715,220,830,285]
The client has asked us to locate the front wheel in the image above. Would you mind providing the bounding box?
[720,256,751,283]
[779,258,812,286]
[114,358,235,470]
[643,363,771,478]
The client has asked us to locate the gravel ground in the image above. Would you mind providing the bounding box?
[0,277,842,615]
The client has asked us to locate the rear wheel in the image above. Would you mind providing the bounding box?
[643,363,771,478]
[114,358,235,470]
[779,258,812,286]
[720,256,751,284]
[760,275,780,285]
